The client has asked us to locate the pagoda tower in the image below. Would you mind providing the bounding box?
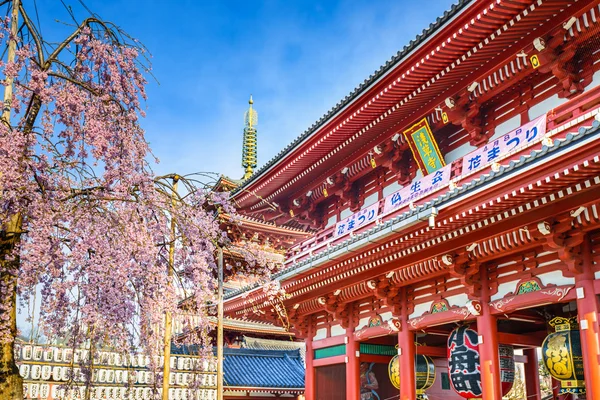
[241,95,258,180]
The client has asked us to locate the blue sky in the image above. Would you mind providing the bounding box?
[29,0,456,180]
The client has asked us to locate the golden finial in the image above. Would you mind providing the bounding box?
[242,95,258,180]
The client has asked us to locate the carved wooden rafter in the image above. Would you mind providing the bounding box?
[445,96,490,147]
[377,137,415,186]
[322,295,357,329]
[447,250,481,297]
[537,34,583,99]
[532,214,584,275]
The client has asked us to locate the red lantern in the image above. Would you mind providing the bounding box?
[448,326,515,398]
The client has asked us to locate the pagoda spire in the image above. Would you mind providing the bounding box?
[242,95,258,180]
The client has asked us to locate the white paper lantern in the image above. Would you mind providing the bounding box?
[63,348,73,363]
[73,349,82,363]
[108,369,115,383]
[170,357,176,369]
[23,345,33,360]
[33,346,43,360]
[41,365,52,380]
[14,343,22,361]
[54,347,63,362]
[177,388,184,400]
[29,383,40,398]
[50,385,59,399]
[60,366,70,381]
[31,365,41,380]
[40,383,50,398]
[43,347,53,362]
[19,364,30,379]
[130,354,138,367]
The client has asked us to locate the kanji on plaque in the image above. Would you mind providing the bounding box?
[334,202,379,237]
[383,164,451,214]
[461,114,547,174]
[403,118,446,175]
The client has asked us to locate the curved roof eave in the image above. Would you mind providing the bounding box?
[232,0,474,198]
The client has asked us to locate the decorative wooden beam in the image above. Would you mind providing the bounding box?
[497,331,547,348]
[416,345,447,358]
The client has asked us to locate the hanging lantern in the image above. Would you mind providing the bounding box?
[541,316,585,395]
[447,326,481,399]
[388,354,436,399]
[447,327,515,399]
[499,345,515,395]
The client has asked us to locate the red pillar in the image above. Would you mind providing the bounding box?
[576,236,600,400]
[305,321,315,400]
[398,288,416,400]
[346,305,360,400]
[524,348,541,400]
[477,266,503,400]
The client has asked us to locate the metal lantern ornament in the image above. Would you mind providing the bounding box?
[541,316,585,395]
[388,353,436,399]
[447,326,516,399]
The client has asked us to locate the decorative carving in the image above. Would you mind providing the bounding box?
[447,250,481,297]
[540,286,573,302]
[367,314,383,328]
[431,300,449,314]
[490,297,516,313]
[532,215,584,275]
[465,300,482,316]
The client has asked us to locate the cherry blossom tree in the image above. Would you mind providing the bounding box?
[0,1,271,398]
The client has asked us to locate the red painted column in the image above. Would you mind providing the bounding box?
[477,265,503,400]
[305,321,316,400]
[523,348,541,400]
[576,235,600,400]
[346,305,360,400]
[398,288,416,400]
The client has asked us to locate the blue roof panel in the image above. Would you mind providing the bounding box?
[171,346,305,389]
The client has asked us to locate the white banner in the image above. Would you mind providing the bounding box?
[461,114,547,174]
[383,164,451,214]
[335,202,379,237]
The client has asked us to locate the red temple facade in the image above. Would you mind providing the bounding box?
[224,1,600,399]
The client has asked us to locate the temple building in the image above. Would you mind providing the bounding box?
[222,1,600,399]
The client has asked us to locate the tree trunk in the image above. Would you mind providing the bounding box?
[0,214,23,400]
[0,262,22,400]
[0,0,23,396]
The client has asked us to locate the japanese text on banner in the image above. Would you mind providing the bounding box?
[334,202,379,237]
[461,114,547,174]
[383,164,451,214]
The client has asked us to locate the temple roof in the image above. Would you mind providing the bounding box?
[171,346,305,390]
[223,348,304,389]
[232,0,472,194]
[224,118,600,303]
[242,336,306,361]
